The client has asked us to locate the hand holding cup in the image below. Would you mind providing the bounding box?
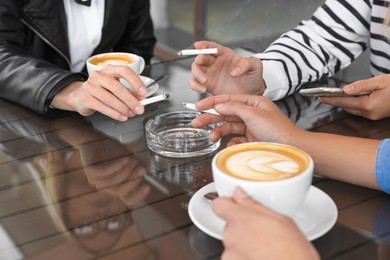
[80,52,148,121]
[212,142,313,217]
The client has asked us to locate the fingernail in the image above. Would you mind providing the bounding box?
[343,84,355,92]
[119,115,128,122]
[128,110,136,117]
[134,105,144,115]
[191,119,199,127]
[235,187,249,201]
[198,74,206,84]
[209,132,217,142]
[140,87,147,95]
[231,67,241,77]
[215,103,225,110]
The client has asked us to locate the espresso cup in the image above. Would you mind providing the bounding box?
[86,52,145,89]
[212,142,313,217]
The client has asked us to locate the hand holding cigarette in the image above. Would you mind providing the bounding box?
[177,48,218,56]
[181,102,220,116]
[140,93,170,106]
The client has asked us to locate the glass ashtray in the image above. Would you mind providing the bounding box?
[145,111,221,158]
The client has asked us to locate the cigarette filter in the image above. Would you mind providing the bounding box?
[181,102,220,116]
[140,93,170,106]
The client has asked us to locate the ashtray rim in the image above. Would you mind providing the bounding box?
[145,111,221,158]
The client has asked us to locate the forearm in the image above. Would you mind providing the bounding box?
[0,35,86,116]
[51,81,83,112]
[290,129,380,190]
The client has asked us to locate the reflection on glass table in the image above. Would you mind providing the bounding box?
[146,151,214,196]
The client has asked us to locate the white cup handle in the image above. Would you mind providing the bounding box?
[139,56,145,74]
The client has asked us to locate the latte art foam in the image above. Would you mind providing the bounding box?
[216,144,309,181]
[226,151,300,181]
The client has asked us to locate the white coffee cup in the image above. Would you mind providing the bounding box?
[86,52,145,89]
[212,142,313,217]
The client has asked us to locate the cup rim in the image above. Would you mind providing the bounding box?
[212,142,314,184]
[87,52,141,64]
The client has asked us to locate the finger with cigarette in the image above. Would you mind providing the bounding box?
[177,48,218,56]
[181,102,220,116]
[140,93,170,106]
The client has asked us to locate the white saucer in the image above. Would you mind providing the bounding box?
[188,182,338,241]
[141,75,159,97]
[120,76,159,97]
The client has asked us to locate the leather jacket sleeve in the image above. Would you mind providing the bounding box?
[0,0,156,118]
[0,1,87,117]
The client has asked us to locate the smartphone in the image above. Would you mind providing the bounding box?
[299,87,347,97]
[299,87,370,97]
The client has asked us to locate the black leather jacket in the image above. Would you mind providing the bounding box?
[0,0,156,117]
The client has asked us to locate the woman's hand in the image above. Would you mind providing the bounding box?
[189,41,266,96]
[191,94,301,146]
[213,187,320,260]
[52,65,147,121]
[319,74,390,120]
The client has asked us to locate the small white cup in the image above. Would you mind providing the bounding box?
[86,52,145,89]
[212,142,313,217]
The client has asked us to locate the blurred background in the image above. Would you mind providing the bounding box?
[150,0,370,82]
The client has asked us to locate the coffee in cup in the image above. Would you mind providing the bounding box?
[88,53,137,66]
[216,142,309,181]
[212,142,313,217]
[86,52,145,90]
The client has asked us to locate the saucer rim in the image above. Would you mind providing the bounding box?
[140,75,159,97]
[188,182,338,241]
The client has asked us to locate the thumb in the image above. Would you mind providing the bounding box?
[231,57,261,77]
[212,197,239,221]
[232,187,280,217]
[227,136,249,146]
[232,187,260,207]
[343,76,386,94]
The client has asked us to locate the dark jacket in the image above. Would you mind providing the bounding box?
[0,0,156,117]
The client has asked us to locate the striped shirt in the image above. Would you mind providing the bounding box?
[253,0,390,100]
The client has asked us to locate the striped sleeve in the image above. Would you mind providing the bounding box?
[253,0,372,100]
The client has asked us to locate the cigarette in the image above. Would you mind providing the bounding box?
[181,102,220,116]
[177,48,218,56]
[140,93,170,106]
